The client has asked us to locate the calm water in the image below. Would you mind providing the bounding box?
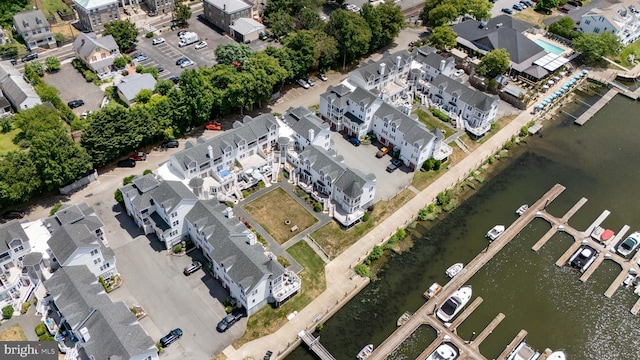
[287,92,640,360]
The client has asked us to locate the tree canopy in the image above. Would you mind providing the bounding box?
[174,3,191,27]
[421,0,492,26]
[535,0,560,11]
[477,48,510,78]
[429,26,458,52]
[215,43,254,65]
[548,17,580,40]
[103,20,138,51]
[326,10,372,67]
[572,32,622,65]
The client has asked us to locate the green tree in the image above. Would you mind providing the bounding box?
[465,0,492,21]
[80,105,135,167]
[134,89,153,104]
[326,9,372,68]
[243,52,288,100]
[0,150,42,204]
[45,56,60,72]
[572,32,622,65]
[103,20,138,51]
[26,62,45,77]
[377,2,405,49]
[264,46,296,80]
[536,0,560,11]
[284,30,317,78]
[297,7,324,31]
[361,3,383,52]
[429,26,458,52]
[428,4,458,27]
[314,31,338,71]
[214,43,254,65]
[267,10,295,38]
[154,79,174,96]
[179,69,214,126]
[477,48,510,79]
[173,2,191,27]
[420,0,444,23]
[548,17,579,40]
[113,56,127,69]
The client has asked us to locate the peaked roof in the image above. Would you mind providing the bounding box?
[203,0,252,13]
[0,62,41,109]
[127,179,197,212]
[73,32,119,58]
[13,10,50,35]
[349,50,413,84]
[73,0,119,10]
[282,106,329,139]
[430,73,499,111]
[0,220,29,254]
[117,73,157,102]
[229,17,265,35]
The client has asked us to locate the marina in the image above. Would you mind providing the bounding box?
[365,184,640,359]
[574,87,618,125]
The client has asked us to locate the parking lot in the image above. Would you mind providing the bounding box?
[330,132,413,201]
[42,65,104,115]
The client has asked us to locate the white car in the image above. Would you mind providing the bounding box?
[194,41,207,49]
[180,60,195,68]
[152,38,165,45]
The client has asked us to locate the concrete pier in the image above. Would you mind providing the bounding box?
[606,225,630,251]
[532,225,559,252]
[579,255,604,282]
[297,331,336,360]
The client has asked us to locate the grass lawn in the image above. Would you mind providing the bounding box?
[31,0,71,16]
[233,241,325,348]
[243,187,318,244]
[0,128,21,154]
[513,7,555,27]
[616,39,640,68]
[411,108,456,138]
[311,189,416,257]
[0,324,28,341]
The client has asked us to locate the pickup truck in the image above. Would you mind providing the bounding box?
[376,147,389,158]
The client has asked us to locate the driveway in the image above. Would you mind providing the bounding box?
[43,64,104,114]
[330,132,413,202]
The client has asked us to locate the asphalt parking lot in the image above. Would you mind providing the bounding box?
[42,65,104,114]
[330,132,413,202]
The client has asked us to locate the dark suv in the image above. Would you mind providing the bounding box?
[162,140,179,148]
[67,99,85,109]
[21,53,38,62]
[216,313,242,332]
[160,328,183,347]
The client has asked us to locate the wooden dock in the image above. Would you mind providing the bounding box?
[575,88,618,125]
[297,330,336,360]
[497,329,528,360]
[470,313,505,348]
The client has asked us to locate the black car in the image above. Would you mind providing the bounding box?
[162,140,179,148]
[67,99,85,109]
[10,59,17,66]
[3,210,25,220]
[386,163,399,173]
[176,57,189,66]
[157,66,164,73]
[264,351,273,360]
[160,328,183,347]
[183,261,202,276]
[502,7,514,14]
[216,313,241,332]
[169,76,180,84]
[21,53,38,62]
[117,159,136,168]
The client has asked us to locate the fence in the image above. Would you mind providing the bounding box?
[59,169,98,195]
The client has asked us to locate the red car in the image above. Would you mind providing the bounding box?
[205,122,222,131]
[129,152,147,161]
[558,5,570,13]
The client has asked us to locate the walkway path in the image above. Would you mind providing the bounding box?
[225,81,559,360]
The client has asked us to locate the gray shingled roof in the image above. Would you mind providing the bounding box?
[117,73,157,102]
[185,200,285,292]
[13,10,50,39]
[299,146,347,183]
[334,168,371,198]
[430,73,498,112]
[373,102,435,148]
[320,85,352,109]
[44,204,104,235]
[22,251,43,267]
[229,18,265,35]
[348,87,378,107]
[73,32,118,58]
[130,180,196,213]
[350,50,412,84]
[0,62,41,109]
[131,174,160,193]
[44,266,111,329]
[204,0,252,13]
[0,220,28,254]
[282,107,328,140]
[172,114,277,172]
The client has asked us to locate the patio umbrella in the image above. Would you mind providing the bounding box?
[583,69,589,74]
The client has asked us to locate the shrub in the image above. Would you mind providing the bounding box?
[2,305,13,319]
[242,190,250,198]
[114,57,127,69]
[35,323,46,336]
[313,202,323,212]
[38,334,55,341]
[20,301,30,314]
[225,201,235,208]
[98,276,107,292]
[0,118,12,133]
[50,203,63,216]
[362,212,370,222]
[430,107,450,122]
[30,62,45,77]
[173,245,183,253]
[83,69,98,82]
[122,70,129,76]
[277,256,291,268]
[114,189,124,203]
[123,175,136,185]
[145,32,154,38]
[45,56,61,72]
[316,323,324,332]
[136,65,144,73]
[283,170,289,179]
[367,245,383,262]
[354,264,371,278]
[143,169,153,175]
[396,228,406,240]
[418,208,428,221]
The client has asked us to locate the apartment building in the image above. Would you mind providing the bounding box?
[74,0,121,33]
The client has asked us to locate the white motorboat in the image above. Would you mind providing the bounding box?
[547,351,566,360]
[436,285,472,322]
[623,274,636,287]
[516,204,529,216]
[486,225,505,241]
[426,282,442,299]
[446,263,464,278]
[568,244,599,272]
[357,344,373,359]
[506,341,540,360]
[617,231,640,256]
[397,311,413,327]
[425,343,458,360]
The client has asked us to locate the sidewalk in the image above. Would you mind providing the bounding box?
[225,94,546,360]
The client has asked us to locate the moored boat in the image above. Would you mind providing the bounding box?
[617,231,640,256]
[516,204,529,216]
[446,263,464,278]
[397,311,413,327]
[506,341,540,360]
[568,244,599,273]
[486,225,505,241]
[357,344,373,360]
[600,229,615,242]
[436,285,472,322]
[426,282,442,299]
[425,343,458,360]
[547,350,566,360]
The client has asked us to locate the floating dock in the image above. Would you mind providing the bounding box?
[574,88,618,125]
[298,330,336,360]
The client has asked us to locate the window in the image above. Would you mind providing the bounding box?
[171,212,178,218]
[93,258,102,265]
[13,245,24,253]
[585,19,591,25]
[90,249,98,256]
[172,220,179,226]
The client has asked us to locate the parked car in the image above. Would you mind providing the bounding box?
[116,158,136,168]
[169,76,180,84]
[376,147,389,158]
[180,60,195,68]
[162,140,179,148]
[67,99,85,109]
[3,210,25,220]
[617,232,640,256]
[513,3,523,10]
[136,54,149,62]
[10,59,17,66]
[297,78,310,89]
[386,162,399,173]
[264,351,273,360]
[160,328,183,347]
[216,313,241,332]
[183,261,202,276]
[205,122,222,130]
[129,151,147,161]
[318,73,328,81]
[194,41,208,49]
[152,37,165,45]
[502,7,514,14]
[21,53,38,62]
[567,0,582,6]
[177,30,187,37]
[558,5,570,13]
[156,66,164,73]
[305,77,315,86]
[176,57,189,66]
[349,137,361,146]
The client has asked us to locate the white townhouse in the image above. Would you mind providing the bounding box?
[412,45,456,82]
[579,0,640,44]
[185,201,300,315]
[120,176,198,250]
[44,203,117,279]
[41,265,158,360]
[0,220,35,310]
[281,106,332,151]
[157,114,279,202]
[292,145,376,226]
[348,50,414,102]
[423,73,500,137]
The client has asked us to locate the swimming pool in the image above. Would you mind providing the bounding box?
[534,39,565,55]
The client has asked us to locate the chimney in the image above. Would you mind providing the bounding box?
[207,145,213,159]
[225,207,233,218]
[439,59,446,72]
[379,63,386,76]
[223,3,226,10]
[81,38,85,46]
[308,128,315,142]
[396,55,401,69]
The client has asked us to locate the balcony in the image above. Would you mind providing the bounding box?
[272,271,301,304]
[333,205,365,227]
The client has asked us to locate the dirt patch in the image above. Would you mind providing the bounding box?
[0,324,28,341]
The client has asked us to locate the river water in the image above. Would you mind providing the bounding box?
[287,90,640,360]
